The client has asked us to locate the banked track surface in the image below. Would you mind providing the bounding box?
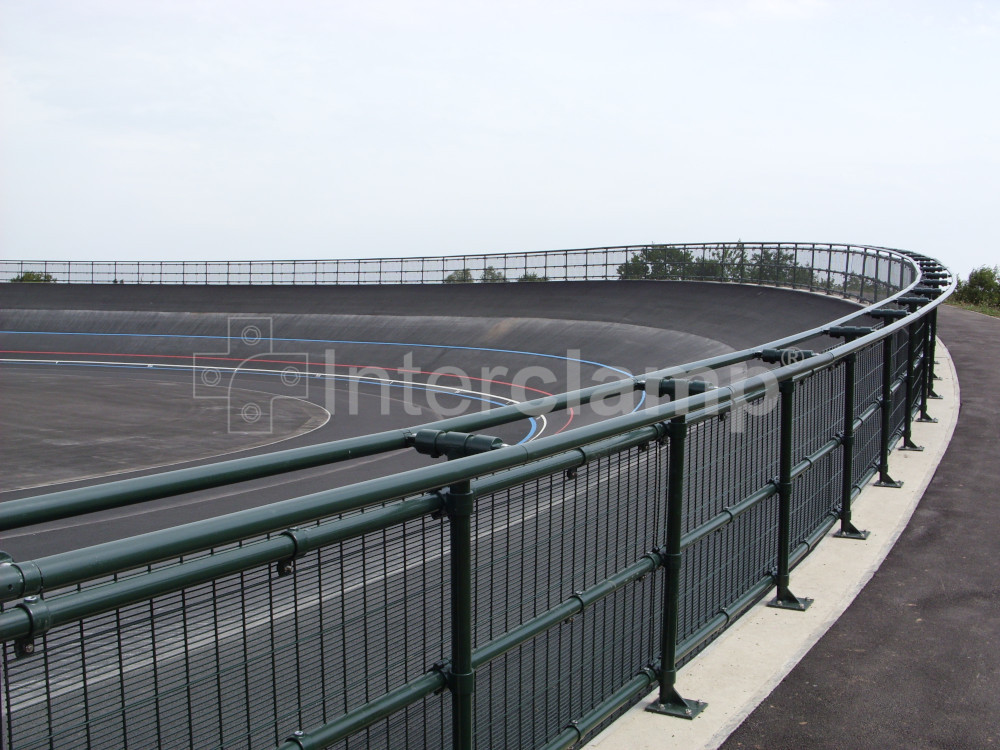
[1,281,858,559]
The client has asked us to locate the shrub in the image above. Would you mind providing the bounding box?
[444,268,475,283]
[617,246,694,279]
[11,271,56,283]
[479,266,508,283]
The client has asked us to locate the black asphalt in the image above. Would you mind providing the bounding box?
[721,305,1000,750]
[1,281,860,559]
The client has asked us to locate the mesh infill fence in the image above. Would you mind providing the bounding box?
[1,510,453,750]
[0,245,950,750]
[471,444,667,749]
[2,243,916,296]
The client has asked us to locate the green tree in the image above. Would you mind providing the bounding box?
[517,272,548,282]
[617,245,739,281]
[617,246,696,280]
[955,265,1000,307]
[11,271,56,282]
[750,248,819,287]
[444,268,474,283]
[479,266,508,283]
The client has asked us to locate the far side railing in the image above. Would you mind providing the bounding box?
[3,242,914,304]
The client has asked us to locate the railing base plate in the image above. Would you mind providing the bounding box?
[646,697,707,720]
[874,478,903,488]
[768,594,813,612]
[834,527,870,541]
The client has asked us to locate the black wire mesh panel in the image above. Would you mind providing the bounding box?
[792,365,845,462]
[470,443,667,748]
[678,398,782,650]
[890,329,910,440]
[683,395,782,536]
[854,343,882,418]
[474,578,661,750]
[785,362,854,533]
[791,448,842,546]
[1,510,451,750]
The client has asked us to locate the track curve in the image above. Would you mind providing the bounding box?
[1,281,858,556]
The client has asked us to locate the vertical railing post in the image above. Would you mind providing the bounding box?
[927,306,941,396]
[647,416,705,719]
[768,379,813,611]
[835,352,869,540]
[446,479,476,748]
[875,334,904,487]
[916,315,938,424]
[899,321,924,451]
[809,245,817,292]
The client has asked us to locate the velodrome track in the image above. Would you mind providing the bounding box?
[1,281,858,560]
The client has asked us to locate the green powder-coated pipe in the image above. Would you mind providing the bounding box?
[276,671,446,750]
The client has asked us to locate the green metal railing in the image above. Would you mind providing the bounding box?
[5,242,908,299]
[0,244,951,749]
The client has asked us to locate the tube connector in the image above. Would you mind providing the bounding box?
[827,326,874,341]
[412,429,505,460]
[758,348,816,365]
[15,595,52,658]
[657,378,715,399]
[868,308,908,321]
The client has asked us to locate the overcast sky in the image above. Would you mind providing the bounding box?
[2,0,997,277]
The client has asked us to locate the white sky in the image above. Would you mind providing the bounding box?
[2,0,997,277]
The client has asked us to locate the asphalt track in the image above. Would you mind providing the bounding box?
[1,281,858,560]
